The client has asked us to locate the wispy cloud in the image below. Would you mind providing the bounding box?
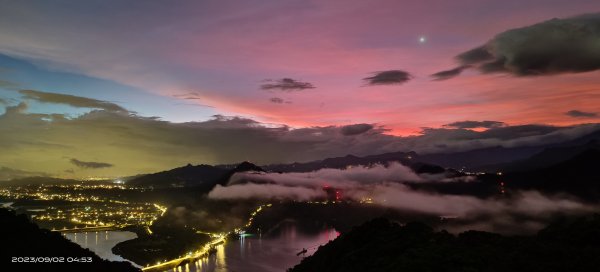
[340,123,374,136]
[566,110,597,118]
[20,89,127,112]
[261,78,315,91]
[69,158,113,169]
[430,65,471,81]
[0,166,49,180]
[269,97,291,104]
[443,120,506,129]
[172,92,207,101]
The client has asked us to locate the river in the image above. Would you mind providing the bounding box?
[166,224,340,272]
[62,224,338,272]
[63,230,141,268]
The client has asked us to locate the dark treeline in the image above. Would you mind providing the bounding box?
[112,221,211,266]
[0,208,139,272]
[290,215,600,272]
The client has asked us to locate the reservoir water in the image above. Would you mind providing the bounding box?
[62,224,338,272]
[63,230,141,268]
[170,224,340,272]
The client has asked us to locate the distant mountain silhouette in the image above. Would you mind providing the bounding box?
[0,208,139,272]
[4,127,600,186]
[127,152,448,189]
[411,142,600,198]
[507,148,600,199]
[418,145,544,171]
[127,164,227,188]
[263,151,446,174]
[233,161,265,172]
[289,216,600,272]
[264,153,409,172]
[419,128,600,171]
[9,127,600,195]
[0,176,83,186]
[484,140,600,172]
[127,161,265,188]
[216,161,265,186]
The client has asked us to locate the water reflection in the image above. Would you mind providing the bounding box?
[183,223,339,272]
[64,230,140,267]
[240,232,245,259]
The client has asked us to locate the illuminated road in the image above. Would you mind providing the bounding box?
[141,203,272,272]
[141,235,226,272]
[52,224,132,233]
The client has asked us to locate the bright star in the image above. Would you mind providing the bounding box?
[419,36,426,43]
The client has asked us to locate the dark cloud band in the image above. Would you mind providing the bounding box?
[70,158,113,169]
[435,13,600,78]
[340,123,374,136]
[444,120,506,129]
[566,110,598,118]
[261,78,315,91]
[269,97,292,104]
[431,65,471,81]
[363,70,412,86]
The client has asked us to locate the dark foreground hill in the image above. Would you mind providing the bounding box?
[0,208,139,272]
[289,216,600,272]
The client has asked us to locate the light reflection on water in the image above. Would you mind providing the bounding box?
[63,230,140,267]
[179,224,339,272]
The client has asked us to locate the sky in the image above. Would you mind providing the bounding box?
[0,0,599,179]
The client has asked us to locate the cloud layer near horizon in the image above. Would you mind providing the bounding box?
[1,91,599,179]
[209,163,597,233]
